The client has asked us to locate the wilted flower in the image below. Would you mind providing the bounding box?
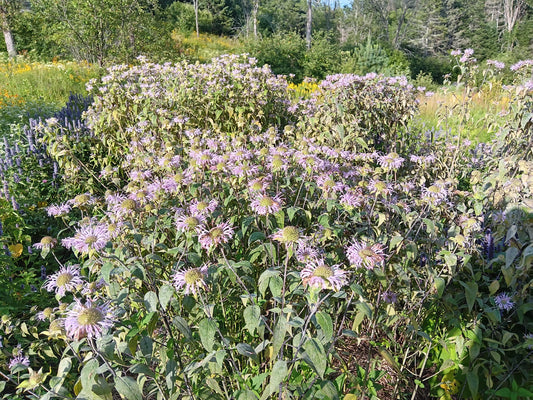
[172,265,209,296]
[494,292,515,311]
[300,258,349,291]
[381,290,398,304]
[44,264,84,297]
[346,240,386,270]
[64,298,114,340]
[33,236,58,250]
[272,226,300,244]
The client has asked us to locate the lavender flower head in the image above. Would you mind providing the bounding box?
[8,354,30,370]
[44,264,85,297]
[62,224,110,254]
[198,222,234,249]
[494,292,515,311]
[250,194,283,215]
[346,240,386,270]
[172,265,209,296]
[300,258,349,291]
[64,298,114,341]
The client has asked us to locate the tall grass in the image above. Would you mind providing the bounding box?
[0,55,100,135]
[416,85,511,143]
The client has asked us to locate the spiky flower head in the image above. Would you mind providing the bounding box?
[250,194,283,215]
[44,264,84,297]
[346,240,386,270]
[63,298,114,341]
[494,292,515,311]
[172,265,209,296]
[198,222,234,249]
[300,259,349,291]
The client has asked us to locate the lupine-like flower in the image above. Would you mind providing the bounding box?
[346,240,386,270]
[494,292,515,311]
[64,299,114,341]
[198,222,234,249]
[62,224,110,254]
[44,264,84,297]
[250,194,283,215]
[8,354,30,370]
[300,259,349,291]
[172,265,209,296]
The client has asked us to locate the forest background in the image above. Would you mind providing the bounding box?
[1,0,533,83]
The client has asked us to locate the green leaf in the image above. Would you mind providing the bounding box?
[260,360,287,400]
[303,338,327,378]
[143,291,158,313]
[248,231,266,245]
[389,235,403,250]
[444,252,457,267]
[488,280,500,295]
[505,247,520,268]
[199,318,217,352]
[236,343,258,361]
[158,285,175,311]
[272,315,288,357]
[460,281,478,312]
[80,359,99,390]
[466,369,479,398]
[115,376,143,400]
[173,316,192,340]
[434,277,445,298]
[243,305,261,336]
[316,311,333,343]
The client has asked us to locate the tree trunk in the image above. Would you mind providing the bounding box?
[306,0,312,49]
[252,0,259,38]
[194,0,199,37]
[1,8,16,57]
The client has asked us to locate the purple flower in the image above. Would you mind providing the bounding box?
[44,264,85,297]
[346,240,386,270]
[381,290,398,304]
[62,224,110,254]
[8,354,30,370]
[494,292,515,311]
[300,258,349,291]
[46,202,71,217]
[198,222,234,249]
[377,152,405,170]
[64,298,114,341]
[172,265,209,296]
[271,226,300,244]
[175,211,206,233]
[250,194,283,215]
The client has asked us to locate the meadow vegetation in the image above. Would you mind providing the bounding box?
[0,50,531,400]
